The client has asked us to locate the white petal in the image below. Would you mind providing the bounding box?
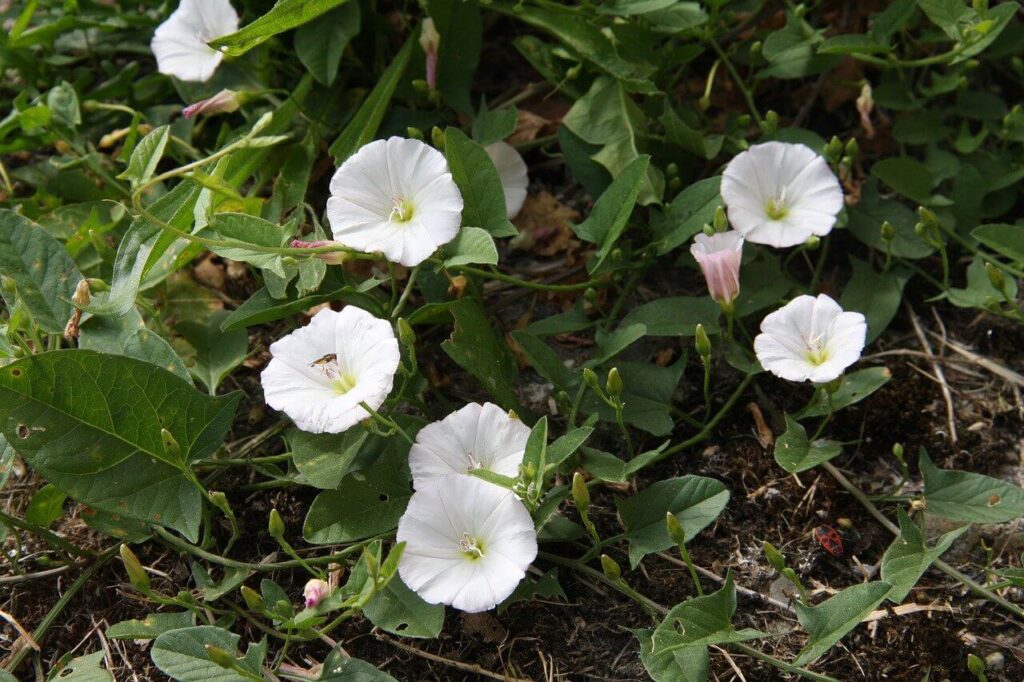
[328,137,463,266]
[397,475,537,613]
[485,142,529,219]
[259,307,399,433]
[151,0,238,82]
[409,403,530,489]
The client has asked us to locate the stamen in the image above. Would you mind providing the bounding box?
[459,532,485,560]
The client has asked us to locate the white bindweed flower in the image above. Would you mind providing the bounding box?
[690,230,743,306]
[721,142,843,248]
[327,137,463,267]
[485,142,529,219]
[409,402,530,489]
[151,0,239,83]
[754,294,866,383]
[260,307,399,434]
[397,475,538,613]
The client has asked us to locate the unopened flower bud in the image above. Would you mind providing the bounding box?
[917,206,937,227]
[289,239,350,265]
[160,428,181,461]
[880,221,896,242]
[606,367,624,397]
[407,126,424,141]
[844,138,859,159]
[856,83,875,138]
[985,262,1007,294]
[702,223,715,237]
[582,368,602,394]
[695,324,711,360]
[600,554,621,582]
[892,442,904,460]
[431,126,445,151]
[419,18,440,91]
[182,89,241,119]
[571,472,590,513]
[713,206,728,232]
[240,585,265,611]
[666,512,686,547]
[120,544,150,592]
[804,235,821,250]
[205,645,238,670]
[749,41,762,59]
[763,542,786,572]
[303,578,331,608]
[760,110,779,135]
[268,509,285,539]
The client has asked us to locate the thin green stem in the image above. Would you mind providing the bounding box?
[454,264,607,292]
[660,374,755,460]
[391,265,420,318]
[359,403,414,445]
[707,37,762,125]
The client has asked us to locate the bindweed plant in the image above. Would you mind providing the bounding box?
[1,0,1024,680]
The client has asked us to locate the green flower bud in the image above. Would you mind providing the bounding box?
[825,136,843,163]
[844,138,859,159]
[240,585,265,611]
[600,554,622,582]
[665,162,679,179]
[880,221,896,241]
[713,206,728,232]
[205,645,238,670]
[917,206,937,227]
[571,472,590,513]
[702,223,715,237]
[695,323,711,360]
[985,262,1006,294]
[736,115,751,128]
[431,126,445,151]
[760,110,779,135]
[763,542,786,573]
[749,41,762,59]
[794,3,807,18]
[119,544,150,593]
[698,95,711,112]
[892,442,905,461]
[268,508,285,539]
[582,367,602,393]
[804,235,821,250]
[406,127,425,141]
[606,367,624,397]
[666,512,686,547]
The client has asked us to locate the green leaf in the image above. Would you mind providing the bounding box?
[881,507,969,602]
[316,647,398,681]
[871,157,936,205]
[290,429,369,490]
[107,612,195,641]
[619,296,720,336]
[840,257,911,343]
[329,32,415,162]
[0,434,15,490]
[509,330,578,391]
[793,581,891,665]
[661,105,723,161]
[796,367,892,419]
[220,273,384,330]
[363,576,445,639]
[25,483,65,528]
[193,563,251,602]
[547,427,594,467]
[444,128,517,238]
[428,0,482,114]
[46,81,81,130]
[210,0,356,56]
[81,506,152,543]
[442,297,521,411]
[953,2,1018,63]
[295,2,361,85]
[948,256,1018,308]
[920,448,1024,523]
[972,223,1024,264]
[204,212,294,269]
[523,416,548,475]
[472,101,517,147]
[119,125,169,187]
[0,210,83,333]
[572,155,649,273]
[151,626,264,681]
[0,351,241,541]
[773,414,842,474]
[177,309,249,394]
[590,323,646,366]
[49,651,112,682]
[848,179,934,259]
[582,361,685,437]
[651,573,766,653]
[917,0,972,40]
[443,227,499,267]
[635,629,709,682]
[651,177,722,255]
[817,34,890,55]
[303,453,412,543]
[562,77,662,205]
[617,476,730,568]
[78,307,191,383]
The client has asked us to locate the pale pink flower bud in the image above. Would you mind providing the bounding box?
[690,230,743,305]
[182,89,241,119]
[856,83,874,139]
[290,239,350,265]
[303,578,331,608]
[419,18,440,91]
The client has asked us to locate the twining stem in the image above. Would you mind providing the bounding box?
[706,37,762,125]
[359,402,414,445]
[659,373,755,460]
[538,552,838,682]
[453,264,608,292]
[821,462,1024,620]
[391,265,420,318]
[153,526,378,572]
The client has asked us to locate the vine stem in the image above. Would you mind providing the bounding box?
[658,373,755,461]
[0,509,94,560]
[706,37,762,125]
[453,264,607,292]
[538,552,839,682]
[821,462,1024,620]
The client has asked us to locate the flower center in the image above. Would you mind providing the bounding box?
[459,532,486,561]
[389,198,416,224]
[765,187,789,220]
[804,333,829,366]
[331,372,358,395]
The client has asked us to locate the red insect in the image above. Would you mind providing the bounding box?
[813,525,845,558]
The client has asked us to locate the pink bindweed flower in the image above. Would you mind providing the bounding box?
[690,230,743,307]
[303,578,331,608]
[290,239,349,265]
[182,89,240,119]
[419,18,440,91]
